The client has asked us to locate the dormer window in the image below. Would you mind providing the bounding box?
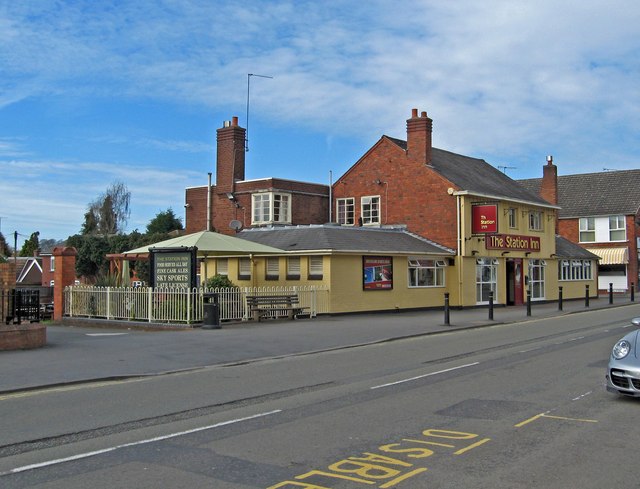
[252,192,291,225]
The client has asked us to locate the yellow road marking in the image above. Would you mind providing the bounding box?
[542,414,598,423]
[514,413,546,428]
[379,468,428,488]
[454,438,491,455]
[515,412,597,428]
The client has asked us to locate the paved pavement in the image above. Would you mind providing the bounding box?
[1,295,639,394]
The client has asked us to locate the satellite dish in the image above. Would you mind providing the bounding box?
[229,220,243,231]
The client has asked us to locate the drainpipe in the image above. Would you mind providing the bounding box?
[207,172,212,232]
[329,170,333,222]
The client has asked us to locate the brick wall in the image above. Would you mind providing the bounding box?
[333,111,458,249]
[52,247,77,321]
[187,179,330,235]
[0,261,16,291]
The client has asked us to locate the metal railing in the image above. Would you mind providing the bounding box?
[2,289,41,325]
[64,285,330,324]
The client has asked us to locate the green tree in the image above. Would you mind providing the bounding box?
[81,181,131,236]
[19,231,40,257]
[146,208,183,235]
[0,232,10,257]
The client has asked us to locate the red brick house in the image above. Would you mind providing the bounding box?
[185,117,330,235]
[520,165,640,292]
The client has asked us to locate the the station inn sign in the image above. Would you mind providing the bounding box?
[486,234,541,252]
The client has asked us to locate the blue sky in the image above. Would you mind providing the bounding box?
[2,1,639,248]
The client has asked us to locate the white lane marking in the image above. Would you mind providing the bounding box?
[572,391,592,401]
[370,362,479,390]
[4,410,281,475]
[86,333,129,337]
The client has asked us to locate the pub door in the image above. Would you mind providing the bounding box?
[506,258,524,306]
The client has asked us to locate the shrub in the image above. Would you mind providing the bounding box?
[204,274,237,289]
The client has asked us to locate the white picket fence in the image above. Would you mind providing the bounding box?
[64,285,330,324]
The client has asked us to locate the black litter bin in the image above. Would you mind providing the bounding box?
[202,292,221,329]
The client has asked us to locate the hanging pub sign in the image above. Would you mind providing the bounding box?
[363,256,393,290]
[472,204,498,234]
[486,234,541,252]
[149,247,198,289]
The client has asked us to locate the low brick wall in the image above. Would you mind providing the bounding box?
[0,324,47,350]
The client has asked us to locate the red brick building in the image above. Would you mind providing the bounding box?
[185,117,330,235]
[520,165,640,292]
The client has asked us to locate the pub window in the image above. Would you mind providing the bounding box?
[217,258,228,276]
[238,258,251,280]
[559,260,571,281]
[361,196,380,225]
[528,259,546,299]
[287,256,301,280]
[579,217,595,242]
[266,257,279,280]
[559,259,593,281]
[308,256,323,280]
[529,211,543,231]
[337,198,355,225]
[476,258,498,304]
[252,192,291,225]
[408,257,446,288]
[508,208,517,229]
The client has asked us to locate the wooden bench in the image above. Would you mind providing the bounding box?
[246,294,309,322]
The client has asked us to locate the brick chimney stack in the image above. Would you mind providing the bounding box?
[406,108,433,165]
[540,155,558,205]
[216,116,246,194]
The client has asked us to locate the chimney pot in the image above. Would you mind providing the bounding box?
[421,111,427,118]
[232,116,238,126]
[411,108,418,118]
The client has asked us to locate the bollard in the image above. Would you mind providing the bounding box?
[488,290,494,320]
[585,284,590,308]
[609,283,614,304]
[632,283,635,302]
[558,286,563,311]
[526,289,532,317]
[444,292,450,326]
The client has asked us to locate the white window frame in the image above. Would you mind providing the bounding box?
[609,215,626,241]
[252,192,291,225]
[508,208,517,229]
[529,211,543,231]
[337,198,355,225]
[476,258,498,304]
[50,256,55,272]
[579,217,596,242]
[361,195,380,225]
[528,259,546,300]
[408,257,446,288]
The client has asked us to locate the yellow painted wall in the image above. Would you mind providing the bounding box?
[328,255,448,314]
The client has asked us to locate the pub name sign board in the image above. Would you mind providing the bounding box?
[472,204,498,234]
[486,234,541,252]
